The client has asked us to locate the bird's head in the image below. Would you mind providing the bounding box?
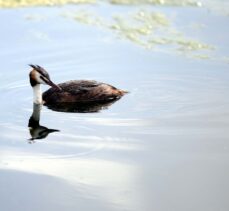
[29,64,61,90]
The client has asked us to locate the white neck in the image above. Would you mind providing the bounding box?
[33,84,42,104]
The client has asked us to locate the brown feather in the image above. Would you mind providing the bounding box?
[43,80,128,104]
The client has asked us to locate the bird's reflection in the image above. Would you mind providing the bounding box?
[44,98,120,113]
[28,99,119,142]
[28,103,59,143]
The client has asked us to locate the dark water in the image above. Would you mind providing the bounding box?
[0,3,229,211]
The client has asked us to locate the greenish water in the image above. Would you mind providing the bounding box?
[0,1,229,211]
[0,0,201,7]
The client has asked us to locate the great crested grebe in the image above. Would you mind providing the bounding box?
[29,64,128,106]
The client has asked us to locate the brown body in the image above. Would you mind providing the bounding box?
[43,80,127,104]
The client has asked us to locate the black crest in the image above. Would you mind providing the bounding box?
[29,64,50,79]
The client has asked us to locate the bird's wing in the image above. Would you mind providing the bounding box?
[60,80,101,95]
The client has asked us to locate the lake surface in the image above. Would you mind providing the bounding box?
[0,1,229,211]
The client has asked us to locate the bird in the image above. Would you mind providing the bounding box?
[29,64,128,106]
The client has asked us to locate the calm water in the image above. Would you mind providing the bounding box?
[0,2,229,211]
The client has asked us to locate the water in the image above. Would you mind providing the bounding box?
[0,1,229,211]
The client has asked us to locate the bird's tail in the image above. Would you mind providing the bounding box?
[119,89,129,96]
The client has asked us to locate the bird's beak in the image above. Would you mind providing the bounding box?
[46,79,62,91]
